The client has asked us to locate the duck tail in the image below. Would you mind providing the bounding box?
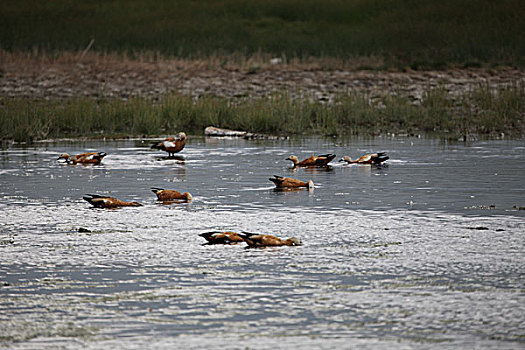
[318,153,336,158]
[151,187,164,193]
[269,175,283,185]
[199,231,219,238]
[84,194,106,199]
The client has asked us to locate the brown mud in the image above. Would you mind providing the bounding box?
[1,52,524,103]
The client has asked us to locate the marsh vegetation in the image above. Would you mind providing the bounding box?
[1,0,524,141]
[1,84,523,141]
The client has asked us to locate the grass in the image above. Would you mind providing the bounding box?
[1,0,524,69]
[1,84,524,142]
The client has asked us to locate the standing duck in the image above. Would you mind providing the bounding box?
[151,132,186,157]
[269,175,314,189]
[151,187,193,202]
[199,231,245,245]
[286,154,336,167]
[57,152,106,165]
[339,152,389,165]
[238,232,301,247]
[83,194,142,208]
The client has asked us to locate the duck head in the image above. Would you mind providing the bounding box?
[176,132,186,141]
[288,237,302,246]
[339,156,351,163]
[307,180,314,189]
[183,192,193,201]
[286,155,298,165]
[57,153,71,163]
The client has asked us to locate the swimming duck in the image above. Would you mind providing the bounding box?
[83,194,142,208]
[286,154,336,167]
[151,187,193,202]
[199,231,245,244]
[151,132,186,157]
[339,152,389,165]
[269,175,314,189]
[238,232,301,247]
[57,152,106,165]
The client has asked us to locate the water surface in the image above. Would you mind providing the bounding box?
[1,136,524,349]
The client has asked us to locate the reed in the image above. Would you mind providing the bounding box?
[1,0,524,69]
[1,84,524,142]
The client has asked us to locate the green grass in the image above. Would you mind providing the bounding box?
[1,84,524,142]
[1,0,524,69]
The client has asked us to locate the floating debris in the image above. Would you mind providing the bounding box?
[465,204,496,210]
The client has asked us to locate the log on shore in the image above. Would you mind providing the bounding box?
[204,126,287,140]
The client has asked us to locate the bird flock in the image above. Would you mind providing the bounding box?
[58,132,389,248]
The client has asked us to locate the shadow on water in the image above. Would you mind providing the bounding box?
[0,136,524,348]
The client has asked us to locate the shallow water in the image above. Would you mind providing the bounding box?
[1,136,524,349]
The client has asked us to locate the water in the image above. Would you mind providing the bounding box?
[1,136,524,349]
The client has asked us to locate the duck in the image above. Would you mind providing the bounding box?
[339,152,389,165]
[199,231,245,244]
[57,152,106,165]
[238,232,301,247]
[151,187,193,202]
[286,153,336,167]
[83,194,142,208]
[151,132,186,157]
[269,175,314,189]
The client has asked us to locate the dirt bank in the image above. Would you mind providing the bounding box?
[1,52,524,103]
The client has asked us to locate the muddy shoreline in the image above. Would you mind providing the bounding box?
[1,53,524,103]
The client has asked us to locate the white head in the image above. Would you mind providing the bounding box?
[307,180,314,189]
[339,156,351,163]
[58,153,70,160]
[290,237,301,246]
[184,192,193,201]
[286,155,298,164]
[177,132,187,140]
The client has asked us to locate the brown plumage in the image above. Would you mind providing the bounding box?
[238,232,301,247]
[58,152,106,165]
[339,152,389,165]
[151,132,186,157]
[269,175,314,189]
[151,187,193,202]
[286,153,335,167]
[199,231,245,244]
[83,194,142,208]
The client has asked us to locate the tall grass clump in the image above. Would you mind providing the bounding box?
[465,83,525,134]
[1,84,524,142]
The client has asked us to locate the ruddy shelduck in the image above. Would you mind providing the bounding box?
[151,187,193,202]
[286,153,336,167]
[238,232,301,247]
[199,231,245,244]
[58,152,106,165]
[83,194,142,208]
[339,152,389,165]
[151,132,186,157]
[269,175,314,189]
